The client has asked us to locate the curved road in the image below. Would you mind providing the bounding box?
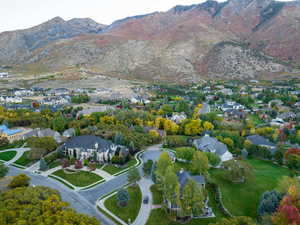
[5,144,164,225]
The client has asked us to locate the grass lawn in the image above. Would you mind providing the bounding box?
[248,114,264,126]
[14,151,35,166]
[0,151,17,161]
[104,185,142,223]
[103,158,137,175]
[0,140,25,151]
[210,158,290,218]
[53,169,103,187]
[48,160,61,169]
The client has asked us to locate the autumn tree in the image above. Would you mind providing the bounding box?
[191,151,209,176]
[9,174,30,188]
[184,119,203,136]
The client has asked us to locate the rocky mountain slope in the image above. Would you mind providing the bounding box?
[0,0,299,81]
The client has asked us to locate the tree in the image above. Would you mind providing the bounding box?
[184,119,203,136]
[156,152,172,182]
[223,159,253,183]
[277,176,300,194]
[114,132,123,145]
[180,179,205,217]
[203,121,214,131]
[176,147,195,161]
[191,151,209,176]
[0,136,9,147]
[258,190,283,217]
[163,166,180,213]
[0,163,8,178]
[205,152,221,167]
[52,116,67,133]
[286,154,300,170]
[9,174,30,188]
[209,216,257,225]
[0,186,100,225]
[28,137,58,153]
[117,188,130,207]
[143,160,153,176]
[39,158,49,171]
[244,140,253,150]
[127,167,141,184]
[222,137,234,149]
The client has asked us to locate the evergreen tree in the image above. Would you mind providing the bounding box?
[127,168,141,184]
[117,188,130,207]
[258,190,283,218]
[114,132,123,145]
[39,158,49,171]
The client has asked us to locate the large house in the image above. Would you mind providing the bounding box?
[0,125,25,142]
[193,134,233,162]
[246,135,276,154]
[61,135,128,163]
[168,169,212,218]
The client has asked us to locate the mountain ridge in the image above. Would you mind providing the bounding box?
[0,0,299,82]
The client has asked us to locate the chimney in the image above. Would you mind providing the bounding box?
[179,168,184,174]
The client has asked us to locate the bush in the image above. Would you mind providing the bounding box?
[111,155,123,165]
[9,174,30,188]
[0,163,8,178]
[74,160,83,169]
[175,147,195,161]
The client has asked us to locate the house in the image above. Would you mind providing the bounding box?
[14,89,34,97]
[168,169,212,218]
[40,96,70,106]
[0,96,23,104]
[47,88,70,96]
[218,101,245,112]
[246,135,276,153]
[0,72,8,78]
[63,128,76,138]
[193,134,233,162]
[277,112,296,120]
[170,112,187,124]
[130,95,150,104]
[22,128,63,143]
[270,118,285,127]
[61,135,128,163]
[0,125,25,142]
[268,99,283,108]
[224,109,246,120]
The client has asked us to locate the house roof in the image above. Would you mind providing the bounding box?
[246,135,276,147]
[193,135,228,156]
[177,170,205,189]
[63,135,113,151]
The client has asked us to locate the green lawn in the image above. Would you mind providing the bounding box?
[14,151,35,166]
[48,160,61,169]
[103,158,137,175]
[0,140,25,151]
[0,151,17,161]
[104,185,142,223]
[248,114,264,126]
[52,169,103,187]
[210,158,290,218]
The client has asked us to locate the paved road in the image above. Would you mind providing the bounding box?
[5,144,165,225]
[7,166,115,225]
[0,148,30,165]
[199,103,210,114]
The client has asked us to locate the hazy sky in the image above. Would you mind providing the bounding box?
[0,0,294,32]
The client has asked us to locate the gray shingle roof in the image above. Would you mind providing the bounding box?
[246,135,276,147]
[193,135,228,156]
[177,170,205,189]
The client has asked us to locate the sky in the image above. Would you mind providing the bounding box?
[0,0,295,32]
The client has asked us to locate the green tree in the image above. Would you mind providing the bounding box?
[0,163,8,178]
[114,132,124,145]
[223,159,253,183]
[205,152,221,167]
[39,158,48,171]
[191,151,209,176]
[163,166,180,214]
[176,147,195,161]
[9,174,30,188]
[117,188,130,207]
[143,160,153,176]
[127,168,141,184]
[180,179,205,217]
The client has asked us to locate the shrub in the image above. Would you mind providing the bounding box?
[164,135,189,148]
[9,174,30,188]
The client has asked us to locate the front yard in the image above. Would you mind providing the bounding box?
[210,158,290,218]
[102,158,137,175]
[52,169,103,187]
[13,151,35,166]
[104,185,142,223]
[0,151,16,161]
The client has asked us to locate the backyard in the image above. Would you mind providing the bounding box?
[210,158,290,218]
[104,185,142,223]
[52,169,103,187]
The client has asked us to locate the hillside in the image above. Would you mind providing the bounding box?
[0,0,299,81]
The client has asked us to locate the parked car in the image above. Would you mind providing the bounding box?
[143,196,149,204]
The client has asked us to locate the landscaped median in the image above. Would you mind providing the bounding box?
[97,185,142,225]
[13,151,35,167]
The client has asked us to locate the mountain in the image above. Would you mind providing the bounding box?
[0,0,299,82]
